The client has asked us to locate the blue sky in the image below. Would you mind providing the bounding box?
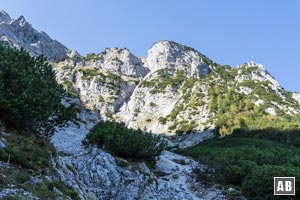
[1,0,300,91]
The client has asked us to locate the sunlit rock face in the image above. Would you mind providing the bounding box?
[145,40,210,77]
[0,10,74,62]
[293,92,300,105]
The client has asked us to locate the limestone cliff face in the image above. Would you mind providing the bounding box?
[116,41,211,134]
[54,47,149,119]
[235,61,283,97]
[52,40,212,135]
[0,10,74,62]
[293,93,300,105]
[53,41,300,134]
[145,41,210,77]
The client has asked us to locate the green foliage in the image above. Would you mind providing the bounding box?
[202,57,214,66]
[77,68,104,80]
[216,111,300,138]
[0,164,30,190]
[75,68,122,97]
[0,160,79,199]
[2,160,80,200]
[85,121,166,165]
[189,96,196,108]
[47,181,80,200]
[0,45,79,199]
[206,63,299,136]
[149,102,156,107]
[251,81,285,105]
[176,120,197,134]
[167,104,184,121]
[210,64,235,81]
[239,65,258,74]
[0,130,56,170]
[141,69,185,94]
[168,122,177,131]
[207,78,299,136]
[97,72,122,94]
[225,161,256,185]
[0,45,73,135]
[98,95,105,102]
[111,57,122,63]
[284,91,299,105]
[176,129,300,199]
[231,123,300,147]
[242,165,300,200]
[180,77,197,95]
[83,52,102,61]
[62,77,80,98]
[158,117,167,124]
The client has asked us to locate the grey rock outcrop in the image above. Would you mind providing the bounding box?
[54,147,226,200]
[54,47,149,119]
[116,41,212,134]
[146,41,210,77]
[0,10,11,23]
[52,121,225,200]
[236,61,283,97]
[0,188,39,200]
[0,10,75,62]
[234,62,300,115]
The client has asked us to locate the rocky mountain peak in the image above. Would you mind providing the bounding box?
[101,47,137,63]
[14,15,27,26]
[0,10,11,23]
[237,61,271,75]
[239,61,264,68]
[78,47,149,78]
[236,61,283,96]
[145,40,210,78]
[149,40,198,52]
[0,12,73,62]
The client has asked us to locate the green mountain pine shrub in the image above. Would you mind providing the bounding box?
[85,121,166,165]
[0,45,76,135]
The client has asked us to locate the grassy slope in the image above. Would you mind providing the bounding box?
[0,130,79,199]
[176,130,300,199]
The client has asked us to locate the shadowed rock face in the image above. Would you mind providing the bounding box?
[0,10,11,23]
[0,10,76,62]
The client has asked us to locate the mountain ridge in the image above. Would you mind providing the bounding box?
[0,10,78,62]
[1,10,298,135]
